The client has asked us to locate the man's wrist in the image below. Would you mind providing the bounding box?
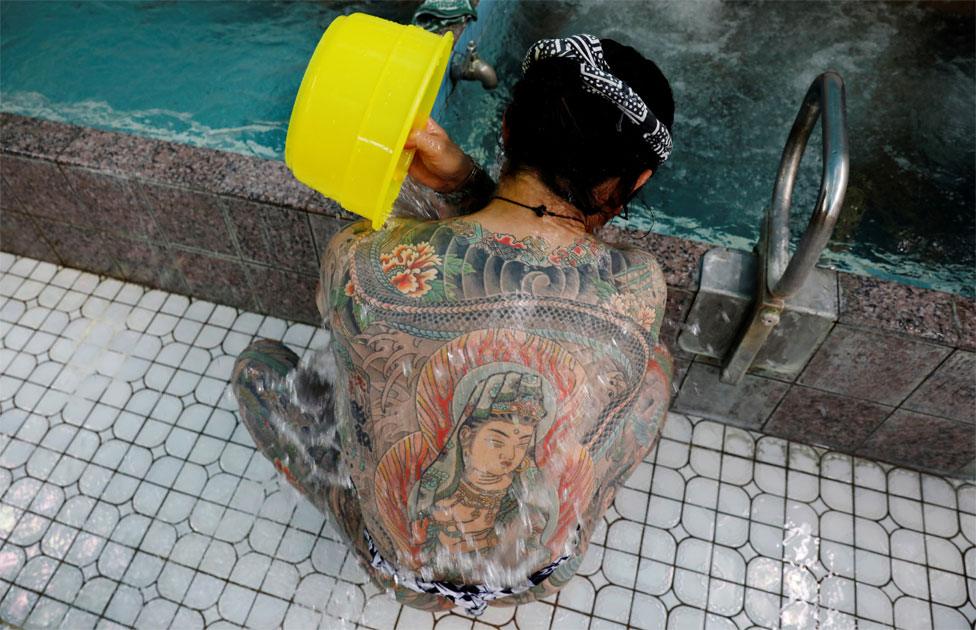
[442,156,477,194]
[438,160,496,216]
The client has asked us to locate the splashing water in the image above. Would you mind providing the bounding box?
[780,517,852,628]
[389,176,450,222]
[235,329,585,615]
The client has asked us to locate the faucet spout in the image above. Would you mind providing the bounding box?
[468,58,498,90]
[451,41,498,90]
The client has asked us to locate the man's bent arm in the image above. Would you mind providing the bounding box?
[436,161,496,218]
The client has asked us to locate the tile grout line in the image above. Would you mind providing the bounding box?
[2,409,961,573]
[54,276,211,628]
[45,287,236,625]
[116,309,329,626]
[1,272,91,619]
[627,435,662,630]
[7,256,972,476]
[701,422,725,628]
[123,300,251,626]
[848,452,859,626]
[919,473,937,629]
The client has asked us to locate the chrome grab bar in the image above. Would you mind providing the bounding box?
[766,71,850,299]
[720,71,849,384]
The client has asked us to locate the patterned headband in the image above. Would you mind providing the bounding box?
[522,34,673,164]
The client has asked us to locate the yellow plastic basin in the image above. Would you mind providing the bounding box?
[285,13,454,230]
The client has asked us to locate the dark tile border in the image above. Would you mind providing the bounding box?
[673,361,791,430]
[857,409,976,473]
[60,167,157,238]
[59,126,171,180]
[245,264,319,325]
[797,325,952,406]
[110,238,188,295]
[954,295,976,352]
[764,385,894,452]
[838,273,960,346]
[37,219,121,278]
[137,183,235,256]
[0,112,84,161]
[1,154,84,222]
[224,197,319,275]
[216,153,312,210]
[172,249,258,313]
[902,350,976,424]
[0,210,59,264]
[3,113,972,339]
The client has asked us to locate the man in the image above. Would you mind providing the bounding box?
[234,35,673,614]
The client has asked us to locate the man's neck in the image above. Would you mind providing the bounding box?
[489,172,595,234]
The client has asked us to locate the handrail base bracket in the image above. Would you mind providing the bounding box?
[678,248,838,383]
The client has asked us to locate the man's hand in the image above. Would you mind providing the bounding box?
[405,118,475,194]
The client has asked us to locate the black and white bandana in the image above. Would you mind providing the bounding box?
[522,34,673,164]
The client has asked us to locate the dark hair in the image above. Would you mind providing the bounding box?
[503,39,675,216]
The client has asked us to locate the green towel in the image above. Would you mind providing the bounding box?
[411,0,476,31]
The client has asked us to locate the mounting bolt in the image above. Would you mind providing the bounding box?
[760,307,781,327]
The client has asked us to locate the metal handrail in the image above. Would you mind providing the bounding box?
[766,71,849,299]
[718,71,849,384]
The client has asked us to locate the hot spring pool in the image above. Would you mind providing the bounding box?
[438,0,975,298]
[0,0,418,159]
[2,0,973,297]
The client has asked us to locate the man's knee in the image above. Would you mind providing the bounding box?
[232,339,300,434]
[233,339,300,388]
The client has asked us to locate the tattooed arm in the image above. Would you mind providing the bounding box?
[321,121,494,315]
[320,119,492,319]
[434,161,497,217]
[612,245,670,344]
[590,244,672,520]
[406,118,496,218]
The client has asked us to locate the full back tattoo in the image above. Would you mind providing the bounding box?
[321,217,672,604]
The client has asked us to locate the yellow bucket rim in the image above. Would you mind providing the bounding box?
[348,25,454,230]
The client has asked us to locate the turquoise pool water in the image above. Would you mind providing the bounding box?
[2,0,973,296]
[0,0,416,159]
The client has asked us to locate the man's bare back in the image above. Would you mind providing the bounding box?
[317,215,672,609]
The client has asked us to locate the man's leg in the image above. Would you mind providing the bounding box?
[233,340,459,610]
[232,339,338,515]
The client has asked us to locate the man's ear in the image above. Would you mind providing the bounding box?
[632,168,653,193]
[596,168,655,207]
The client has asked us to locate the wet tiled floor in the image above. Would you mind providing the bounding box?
[1,252,974,630]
